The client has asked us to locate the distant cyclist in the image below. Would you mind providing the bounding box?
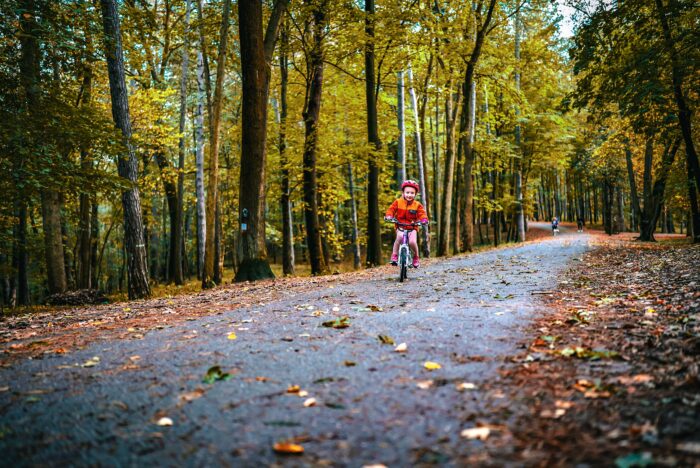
[577,217,584,232]
[552,216,559,235]
[384,180,429,268]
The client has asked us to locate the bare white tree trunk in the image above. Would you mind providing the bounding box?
[194,48,207,278]
[397,70,406,183]
[407,64,430,257]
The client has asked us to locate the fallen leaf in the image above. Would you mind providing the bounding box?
[424,361,442,371]
[227,332,237,340]
[81,356,100,368]
[416,380,433,389]
[461,427,490,440]
[156,417,173,426]
[273,442,304,455]
[394,342,407,352]
[303,398,317,407]
[287,385,301,394]
[322,316,350,329]
[456,382,477,391]
[344,361,356,367]
[378,335,395,345]
[179,388,205,403]
[202,366,232,384]
[367,304,383,311]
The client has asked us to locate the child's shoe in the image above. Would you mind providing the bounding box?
[390,254,398,266]
[412,256,420,268]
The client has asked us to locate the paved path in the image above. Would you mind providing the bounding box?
[1,225,591,467]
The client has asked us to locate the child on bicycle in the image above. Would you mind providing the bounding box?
[384,180,429,268]
[552,216,559,234]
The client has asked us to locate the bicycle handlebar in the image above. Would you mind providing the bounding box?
[384,218,428,227]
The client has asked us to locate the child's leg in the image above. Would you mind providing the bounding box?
[392,230,402,256]
[408,230,419,258]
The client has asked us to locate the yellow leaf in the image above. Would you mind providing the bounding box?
[227,332,237,340]
[286,385,300,394]
[424,361,441,370]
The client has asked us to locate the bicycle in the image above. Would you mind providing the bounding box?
[385,218,427,282]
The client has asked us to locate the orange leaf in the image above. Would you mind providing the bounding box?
[273,442,304,455]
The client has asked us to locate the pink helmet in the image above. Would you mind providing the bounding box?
[401,179,420,192]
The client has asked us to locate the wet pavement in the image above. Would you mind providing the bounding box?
[0,224,592,467]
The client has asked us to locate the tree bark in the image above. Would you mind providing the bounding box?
[364,0,382,267]
[639,138,681,241]
[653,0,700,197]
[194,47,207,279]
[234,0,287,282]
[348,163,362,269]
[438,85,460,256]
[202,0,231,287]
[407,64,430,257]
[279,20,295,275]
[301,0,328,275]
[173,0,191,285]
[100,0,151,299]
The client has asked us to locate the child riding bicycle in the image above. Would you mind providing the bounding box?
[384,180,429,268]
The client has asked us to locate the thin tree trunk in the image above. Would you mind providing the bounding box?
[348,162,361,269]
[640,138,681,241]
[438,86,460,256]
[301,0,328,275]
[279,20,294,275]
[407,64,430,257]
[514,7,525,242]
[173,0,191,285]
[100,0,150,299]
[365,0,382,266]
[202,0,231,287]
[397,70,406,183]
[194,51,207,279]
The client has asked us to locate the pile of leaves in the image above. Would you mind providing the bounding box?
[488,237,700,466]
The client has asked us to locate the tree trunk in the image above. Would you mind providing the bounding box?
[194,46,207,279]
[202,0,231,287]
[100,0,150,299]
[397,70,406,183]
[364,0,382,266]
[686,155,700,243]
[653,0,700,196]
[639,138,681,241]
[41,191,67,294]
[234,0,287,281]
[407,64,430,257]
[173,0,191,286]
[348,163,362,269]
[301,0,328,276]
[438,86,460,256]
[154,152,179,283]
[514,7,525,243]
[279,21,295,275]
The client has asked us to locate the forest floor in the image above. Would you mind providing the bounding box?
[0,223,698,466]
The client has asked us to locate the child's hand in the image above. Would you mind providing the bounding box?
[420,218,429,225]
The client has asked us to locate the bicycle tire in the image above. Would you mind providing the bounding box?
[399,247,408,282]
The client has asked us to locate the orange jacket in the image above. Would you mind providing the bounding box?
[385,197,428,230]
